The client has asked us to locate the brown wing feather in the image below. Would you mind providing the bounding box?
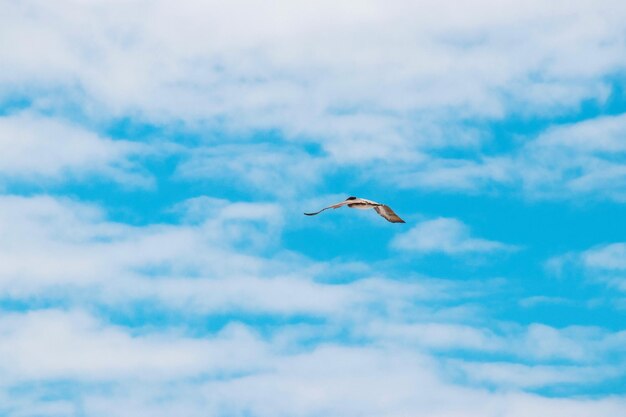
[374,205,405,223]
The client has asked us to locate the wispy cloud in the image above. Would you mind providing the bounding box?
[451,360,622,390]
[2,1,626,202]
[384,111,626,201]
[391,217,516,254]
[547,243,626,293]
[0,309,268,381]
[2,308,625,416]
[518,113,626,201]
[2,1,626,160]
[0,194,624,414]
[0,112,149,186]
[583,243,626,270]
[549,243,626,274]
[363,320,626,364]
[0,194,445,317]
[175,144,327,197]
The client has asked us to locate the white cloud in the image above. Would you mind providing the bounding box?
[392,217,515,254]
[2,0,625,163]
[518,113,626,201]
[391,157,514,191]
[535,113,626,153]
[0,194,624,415]
[364,321,503,352]
[0,194,452,319]
[0,309,267,381]
[0,112,148,185]
[519,296,572,308]
[1,308,625,417]
[548,243,626,292]
[583,243,626,270]
[363,320,626,364]
[175,144,327,197]
[452,360,621,389]
[388,111,626,200]
[2,1,626,198]
[3,194,622,369]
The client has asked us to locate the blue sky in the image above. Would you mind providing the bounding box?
[1,0,626,415]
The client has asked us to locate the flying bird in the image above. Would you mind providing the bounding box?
[304,196,406,223]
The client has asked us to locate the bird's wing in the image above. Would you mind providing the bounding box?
[304,200,351,216]
[356,198,380,205]
[374,205,406,223]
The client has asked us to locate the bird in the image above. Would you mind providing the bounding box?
[304,196,406,223]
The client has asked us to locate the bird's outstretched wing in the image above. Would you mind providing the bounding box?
[304,200,351,216]
[374,205,405,223]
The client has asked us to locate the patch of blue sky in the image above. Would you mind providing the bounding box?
[469,376,626,399]
[105,310,329,341]
[535,375,626,399]
[0,96,34,116]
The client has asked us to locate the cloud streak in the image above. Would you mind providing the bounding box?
[392,217,516,254]
[0,112,149,186]
[3,0,626,158]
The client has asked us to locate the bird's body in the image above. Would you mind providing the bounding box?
[305,196,405,223]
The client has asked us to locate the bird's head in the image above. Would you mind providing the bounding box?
[346,196,357,200]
